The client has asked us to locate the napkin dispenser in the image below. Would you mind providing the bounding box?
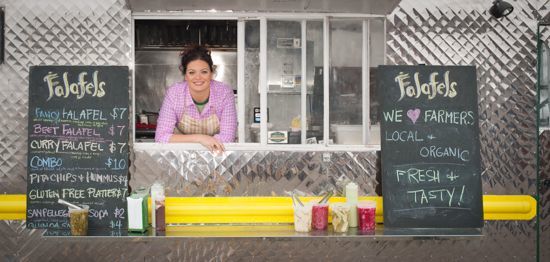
[127,190,149,232]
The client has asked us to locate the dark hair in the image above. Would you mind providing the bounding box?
[180,45,215,74]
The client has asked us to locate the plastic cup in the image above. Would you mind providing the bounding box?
[312,203,329,230]
[357,201,376,231]
[293,204,312,232]
[331,203,351,233]
[69,205,89,236]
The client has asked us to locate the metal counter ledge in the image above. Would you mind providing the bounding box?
[43,225,483,239]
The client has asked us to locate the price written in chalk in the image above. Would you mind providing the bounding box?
[105,157,127,170]
[110,220,122,229]
[114,207,125,219]
[110,107,127,120]
[108,142,127,154]
[108,125,126,136]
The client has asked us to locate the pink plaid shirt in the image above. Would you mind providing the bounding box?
[155,80,237,143]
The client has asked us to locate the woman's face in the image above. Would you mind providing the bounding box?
[184,59,213,93]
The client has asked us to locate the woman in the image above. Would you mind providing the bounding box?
[155,46,237,153]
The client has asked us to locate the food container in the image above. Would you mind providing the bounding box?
[293,203,312,232]
[331,203,351,233]
[357,201,377,231]
[151,182,166,231]
[69,205,89,236]
[312,203,329,230]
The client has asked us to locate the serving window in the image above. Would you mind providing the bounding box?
[132,14,386,149]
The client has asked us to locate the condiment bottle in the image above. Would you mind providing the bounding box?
[151,182,166,231]
[345,182,358,227]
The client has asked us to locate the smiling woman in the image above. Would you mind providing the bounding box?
[155,45,237,153]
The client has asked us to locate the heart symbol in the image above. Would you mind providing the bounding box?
[407,108,421,124]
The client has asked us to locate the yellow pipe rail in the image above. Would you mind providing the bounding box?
[0,194,536,222]
[0,195,26,220]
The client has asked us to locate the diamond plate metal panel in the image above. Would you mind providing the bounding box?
[0,0,132,195]
[131,150,381,197]
[387,0,545,196]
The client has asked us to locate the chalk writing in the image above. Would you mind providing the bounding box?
[26,221,70,229]
[395,168,441,184]
[34,108,61,122]
[110,220,122,229]
[383,109,403,123]
[419,146,470,162]
[407,108,421,124]
[62,108,107,121]
[105,157,127,170]
[108,142,127,154]
[28,189,60,200]
[380,65,483,228]
[110,107,127,120]
[385,130,424,142]
[114,207,125,219]
[89,209,109,220]
[28,208,67,218]
[60,140,104,152]
[447,172,459,181]
[86,187,127,198]
[27,66,129,230]
[424,109,474,125]
[20,172,120,186]
[108,125,126,136]
[29,172,80,184]
[29,156,63,169]
[407,185,465,207]
[85,172,128,185]
[395,71,457,101]
[33,124,60,135]
[62,124,101,137]
[43,71,106,101]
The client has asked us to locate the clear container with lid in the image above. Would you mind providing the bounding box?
[150,182,165,231]
[331,203,351,233]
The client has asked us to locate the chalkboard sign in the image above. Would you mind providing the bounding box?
[26,66,129,230]
[379,65,483,228]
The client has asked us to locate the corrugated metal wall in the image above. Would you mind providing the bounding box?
[0,0,548,261]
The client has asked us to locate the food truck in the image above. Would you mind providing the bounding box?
[0,0,548,260]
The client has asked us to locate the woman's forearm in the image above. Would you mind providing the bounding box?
[168,134,208,143]
[169,133,225,153]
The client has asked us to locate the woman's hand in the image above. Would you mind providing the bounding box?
[197,134,225,154]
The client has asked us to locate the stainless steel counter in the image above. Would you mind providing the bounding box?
[43,225,482,239]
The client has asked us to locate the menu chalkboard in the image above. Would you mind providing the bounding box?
[26,66,129,230]
[379,65,483,228]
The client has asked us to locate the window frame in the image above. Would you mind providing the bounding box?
[132,12,386,151]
